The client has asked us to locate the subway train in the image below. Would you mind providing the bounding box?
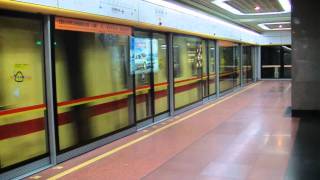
[0,7,253,179]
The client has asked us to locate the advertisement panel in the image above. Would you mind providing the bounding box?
[130,37,158,74]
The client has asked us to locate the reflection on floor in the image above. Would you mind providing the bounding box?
[30,80,300,180]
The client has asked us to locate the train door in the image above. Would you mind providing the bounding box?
[53,17,135,154]
[0,12,50,178]
[133,31,169,128]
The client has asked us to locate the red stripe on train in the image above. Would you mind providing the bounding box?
[0,117,45,140]
[0,104,46,116]
[0,82,205,140]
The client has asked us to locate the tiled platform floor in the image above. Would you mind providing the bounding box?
[29,81,298,180]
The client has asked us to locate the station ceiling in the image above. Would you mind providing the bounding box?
[171,0,291,32]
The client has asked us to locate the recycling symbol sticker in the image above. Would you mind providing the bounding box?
[14,71,24,82]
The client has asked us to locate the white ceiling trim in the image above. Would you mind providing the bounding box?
[144,0,260,36]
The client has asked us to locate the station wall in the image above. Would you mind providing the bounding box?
[15,0,291,45]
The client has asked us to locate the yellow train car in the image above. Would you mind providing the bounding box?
[0,8,254,179]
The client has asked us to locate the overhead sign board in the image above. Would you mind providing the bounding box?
[55,17,132,36]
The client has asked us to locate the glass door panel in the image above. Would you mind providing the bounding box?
[242,46,253,84]
[0,14,48,171]
[219,41,236,93]
[208,41,216,96]
[54,17,134,151]
[133,31,169,123]
[135,66,153,121]
[132,31,153,122]
[234,46,241,87]
[173,35,203,109]
[153,33,169,116]
[202,40,209,98]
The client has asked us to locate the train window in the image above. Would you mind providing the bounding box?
[54,17,134,151]
[0,14,48,170]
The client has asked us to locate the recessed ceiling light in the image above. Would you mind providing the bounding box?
[258,22,291,31]
[212,0,291,15]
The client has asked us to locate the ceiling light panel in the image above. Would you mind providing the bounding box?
[258,22,291,30]
[212,0,291,15]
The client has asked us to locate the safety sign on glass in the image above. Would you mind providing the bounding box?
[12,64,31,83]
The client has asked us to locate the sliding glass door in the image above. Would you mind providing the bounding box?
[218,40,240,93]
[133,31,169,126]
[0,12,49,173]
[173,35,205,109]
[153,33,170,116]
[54,17,135,152]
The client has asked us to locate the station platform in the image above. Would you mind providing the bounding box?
[28,81,300,180]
